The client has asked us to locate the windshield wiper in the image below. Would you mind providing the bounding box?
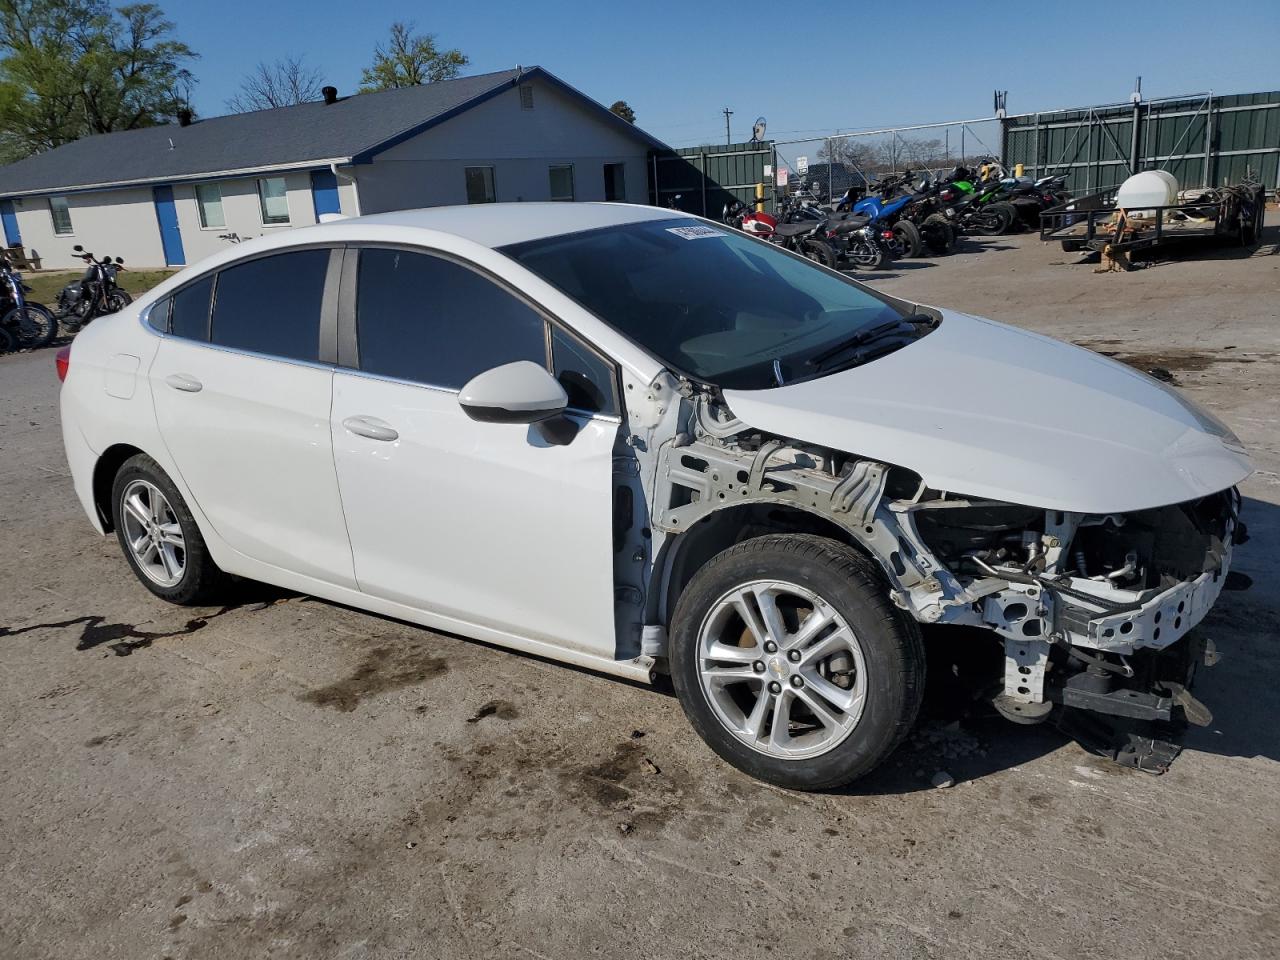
[806,313,934,370]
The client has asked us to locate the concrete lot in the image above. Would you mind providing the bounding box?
[1,228,1277,959]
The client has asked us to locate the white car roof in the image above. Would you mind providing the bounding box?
[347,202,678,248]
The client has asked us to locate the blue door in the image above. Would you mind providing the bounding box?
[0,199,20,247]
[310,169,341,221]
[153,185,185,266]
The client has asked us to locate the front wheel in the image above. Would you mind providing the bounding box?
[106,289,133,313]
[3,303,58,349]
[669,534,925,790]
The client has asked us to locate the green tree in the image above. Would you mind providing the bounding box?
[360,20,467,92]
[609,100,635,123]
[0,0,196,159]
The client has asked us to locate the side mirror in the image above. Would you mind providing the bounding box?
[73,244,84,252]
[115,257,124,264]
[458,360,567,424]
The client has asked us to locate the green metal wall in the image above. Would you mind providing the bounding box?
[1002,91,1280,196]
[649,141,773,217]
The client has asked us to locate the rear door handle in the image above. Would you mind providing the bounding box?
[342,415,399,442]
[164,373,203,393]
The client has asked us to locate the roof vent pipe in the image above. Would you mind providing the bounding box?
[322,86,338,105]
[177,107,193,127]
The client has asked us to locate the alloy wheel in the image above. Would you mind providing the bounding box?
[696,580,868,760]
[120,479,186,587]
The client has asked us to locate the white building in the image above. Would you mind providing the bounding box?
[0,67,665,270]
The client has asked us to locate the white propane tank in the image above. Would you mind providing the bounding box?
[1115,170,1178,213]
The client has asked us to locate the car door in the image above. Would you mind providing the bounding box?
[330,246,620,659]
[149,246,356,588]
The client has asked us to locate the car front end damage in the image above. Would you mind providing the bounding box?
[626,384,1246,772]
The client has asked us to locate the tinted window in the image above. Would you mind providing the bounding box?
[355,248,546,389]
[170,275,214,341]
[552,325,617,415]
[503,219,908,390]
[147,296,171,333]
[210,250,329,361]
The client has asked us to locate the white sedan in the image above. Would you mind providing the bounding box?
[57,203,1251,788]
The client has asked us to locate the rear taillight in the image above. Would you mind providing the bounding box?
[55,344,71,382]
[881,230,895,240]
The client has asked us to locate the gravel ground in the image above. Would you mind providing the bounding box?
[1,227,1277,960]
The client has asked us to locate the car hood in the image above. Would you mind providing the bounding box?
[722,310,1252,514]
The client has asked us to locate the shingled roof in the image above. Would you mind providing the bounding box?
[0,66,665,197]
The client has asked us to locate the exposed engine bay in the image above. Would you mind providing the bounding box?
[615,375,1244,772]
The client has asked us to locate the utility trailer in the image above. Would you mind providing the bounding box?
[1040,180,1266,255]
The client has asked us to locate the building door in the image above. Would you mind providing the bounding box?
[152,186,185,266]
[310,169,341,220]
[0,199,20,247]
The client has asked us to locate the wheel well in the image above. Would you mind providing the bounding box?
[654,503,862,627]
[92,443,144,532]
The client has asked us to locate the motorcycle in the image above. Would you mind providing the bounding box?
[0,256,58,349]
[723,198,840,269]
[56,245,132,332]
[771,196,895,271]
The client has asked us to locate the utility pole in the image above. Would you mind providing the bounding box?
[723,107,733,146]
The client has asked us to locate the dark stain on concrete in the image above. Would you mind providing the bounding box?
[299,642,448,712]
[0,606,237,656]
[466,699,519,724]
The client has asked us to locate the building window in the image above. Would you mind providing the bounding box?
[603,163,626,202]
[465,166,496,204]
[49,196,73,235]
[519,84,534,110]
[195,183,225,228]
[549,165,575,202]
[257,177,290,225]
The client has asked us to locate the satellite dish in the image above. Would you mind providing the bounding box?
[752,117,767,143]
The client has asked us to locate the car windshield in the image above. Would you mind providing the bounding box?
[501,218,914,389]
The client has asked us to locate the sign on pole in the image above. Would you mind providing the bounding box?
[796,156,809,176]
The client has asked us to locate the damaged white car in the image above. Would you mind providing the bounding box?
[58,203,1251,789]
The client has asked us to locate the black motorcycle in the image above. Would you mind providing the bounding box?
[0,256,58,349]
[56,245,131,332]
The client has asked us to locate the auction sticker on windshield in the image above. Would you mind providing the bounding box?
[667,225,722,240]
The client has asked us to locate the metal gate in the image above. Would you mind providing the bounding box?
[1003,91,1280,195]
[649,141,773,217]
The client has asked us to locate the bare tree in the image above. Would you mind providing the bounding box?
[226,56,324,112]
[359,21,467,91]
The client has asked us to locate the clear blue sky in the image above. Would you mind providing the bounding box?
[168,0,1280,147]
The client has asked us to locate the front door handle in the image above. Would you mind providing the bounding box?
[164,373,203,393]
[342,415,399,442]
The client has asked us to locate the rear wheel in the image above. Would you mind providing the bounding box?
[111,454,231,605]
[3,304,57,349]
[970,205,1012,236]
[892,220,923,258]
[800,238,837,269]
[921,214,955,255]
[669,534,925,790]
[845,240,884,271]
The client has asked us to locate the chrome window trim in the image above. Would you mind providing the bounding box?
[342,241,623,418]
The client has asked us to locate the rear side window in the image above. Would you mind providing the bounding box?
[170,275,214,341]
[210,250,329,362]
[147,297,171,333]
[355,248,546,389]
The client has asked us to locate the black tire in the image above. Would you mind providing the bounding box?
[110,453,231,605]
[892,220,923,258]
[800,238,837,269]
[921,214,955,255]
[0,325,12,353]
[4,303,58,349]
[107,290,133,313]
[1061,238,1085,253]
[669,534,925,790]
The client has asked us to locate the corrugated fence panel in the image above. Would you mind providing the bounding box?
[651,142,774,216]
[1003,90,1280,196]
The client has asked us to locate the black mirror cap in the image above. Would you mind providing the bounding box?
[115,257,124,263]
[73,244,84,252]
[459,400,561,425]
